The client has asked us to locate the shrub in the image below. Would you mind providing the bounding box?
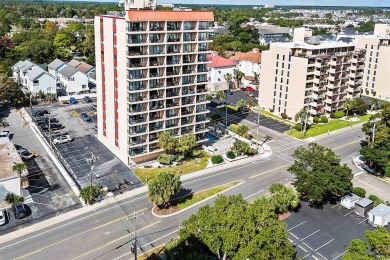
[281,113,288,119]
[211,155,224,165]
[206,94,212,101]
[157,154,174,165]
[175,154,185,162]
[321,116,328,123]
[294,124,302,131]
[368,195,384,206]
[190,149,203,158]
[226,151,236,159]
[313,116,320,123]
[144,165,153,168]
[5,193,24,204]
[211,114,222,121]
[353,187,366,198]
[228,124,239,134]
[331,111,345,119]
[61,100,69,104]
[246,148,258,156]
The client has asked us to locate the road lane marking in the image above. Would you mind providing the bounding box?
[244,190,264,200]
[72,220,161,260]
[298,245,308,253]
[332,250,347,260]
[13,208,148,259]
[314,239,334,252]
[0,195,148,251]
[353,178,383,192]
[248,164,289,179]
[288,221,307,231]
[303,242,313,250]
[333,140,363,150]
[301,230,320,241]
[353,172,364,177]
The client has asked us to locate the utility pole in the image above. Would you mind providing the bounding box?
[86,152,97,187]
[371,118,380,143]
[225,84,229,128]
[128,211,144,260]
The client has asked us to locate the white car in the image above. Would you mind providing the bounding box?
[52,135,73,145]
[0,131,10,138]
[0,209,7,226]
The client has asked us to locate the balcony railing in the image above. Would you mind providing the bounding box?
[128,74,146,80]
[129,107,146,113]
[150,104,164,110]
[127,27,145,32]
[167,102,179,108]
[149,26,164,31]
[150,84,164,89]
[128,63,147,68]
[128,39,146,44]
[129,118,146,124]
[127,51,147,56]
[167,92,179,97]
[166,113,177,118]
[150,95,164,100]
[128,85,146,91]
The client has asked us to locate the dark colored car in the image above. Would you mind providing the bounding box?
[11,203,27,219]
[92,103,97,111]
[41,123,63,131]
[84,96,93,103]
[36,117,58,124]
[80,112,92,122]
[361,164,378,175]
[32,110,49,117]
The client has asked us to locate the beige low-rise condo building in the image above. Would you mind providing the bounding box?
[95,0,213,164]
[259,28,363,118]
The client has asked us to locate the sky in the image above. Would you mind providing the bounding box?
[153,0,389,7]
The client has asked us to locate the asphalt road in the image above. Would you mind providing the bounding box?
[0,123,387,260]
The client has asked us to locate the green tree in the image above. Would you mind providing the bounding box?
[288,143,352,205]
[232,140,250,156]
[343,239,373,260]
[236,124,249,137]
[12,162,27,196]
[233,69,245,89]
[5,193,24,204]
[79,184,102,205]
[268,184,299,214]
[158,131,176,153]
[365,226,390,257]
[294,107,308,132]
[17,39,54,64]
[148,171,181,208]
[253,71,260,84]
[237,99,246,110]
[0,69,26,106]
[343,98,355,117]
[353,98,368,115]
[215,90,226,105]
[176,133,196,155]
[177,195,295,260]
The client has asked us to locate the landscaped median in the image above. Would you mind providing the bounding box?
[285,114,371,139]
[152,180,243,217]
[218,105,238,114]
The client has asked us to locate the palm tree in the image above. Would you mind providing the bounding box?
[79,184,101,205]
[158,131,176,154]
[148,171,182,208]
[294,107,308,132]
[343,98,355,117]
[224,73,233,91]
[176,133,196,155]
[215,90,226,105]
[236,124,249,137]
[12,163,27,197]
[269,183,299,214]
[237,99,247,110]
[253,71,260,84]
[233,69,245,89]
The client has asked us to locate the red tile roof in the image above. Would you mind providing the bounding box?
[127,10,214,21]
[208,55,238,68]
[230,50,262,63]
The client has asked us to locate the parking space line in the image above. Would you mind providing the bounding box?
[344,210,353,216]
[314,239,334,252]
[301,230,320,241]
[298,245,308,253]
[317,252,328,260]
[303,242,313,250]
[312,255,320,260]
[332,250,347,260]
[359,218,367,224]
[290,232,299,239]
[288,220,307,231]
[331,204,339,208]
[303,253,310,259]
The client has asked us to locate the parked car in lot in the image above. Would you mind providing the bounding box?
[80,112,92,122]
[45,130,68,138]
[14,144,28,153]
[11,203,27,219]
[36,117,58,124]
[53,135,73,145]
[19,150,34,160]
[0,131,10,138]
[361,164,378,175]
[40,123,63,131]
[92,103,97,111]
[32,109,49,117]
[83,96,92,103]
[69,97,79,104]
[94,125,98,132]
[0,209,7,225]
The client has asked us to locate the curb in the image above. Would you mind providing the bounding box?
[151,180,246,218]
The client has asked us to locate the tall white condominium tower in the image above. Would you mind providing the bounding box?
[95,0,214,164]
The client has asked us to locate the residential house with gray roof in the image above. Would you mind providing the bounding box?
[48,59,66,86]
[26,66,56,96]
[12,60,35,86]
[58,65,89,96]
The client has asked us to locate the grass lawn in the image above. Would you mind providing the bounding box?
[285,114,371,139]
[175,181,240,210]
[133,153,211,184]
[219,105,238,114]
[138,244,165,260]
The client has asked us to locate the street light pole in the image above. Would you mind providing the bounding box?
[128,211,144,260]
[225,85,229,128]
[86,152,97,187]
[371,118,380,143]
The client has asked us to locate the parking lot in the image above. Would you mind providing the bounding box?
[284,201,389,259]
[30,101,143,193]
[0,108,81,235]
